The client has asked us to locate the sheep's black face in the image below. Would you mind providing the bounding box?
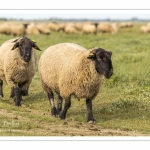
[11,37,41,62]
[19,38,33,62]
[87,48,113,79]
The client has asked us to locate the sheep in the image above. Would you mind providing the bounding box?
[64,25,78,34]
[0,22,11,35]
[38,43,113,123]
[97,22,118,35]
[82,24,97,34]
[119,22,133,28]
[25,23,40,35]
[140,25,150,33]
[10,23,26,36]
[0,36,41,106]
[36,23,51,35]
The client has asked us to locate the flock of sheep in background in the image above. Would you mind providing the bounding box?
[0,21,136,36]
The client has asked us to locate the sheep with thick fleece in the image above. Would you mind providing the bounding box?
[0,36,41,106]
[97,22,118,35]
[39,43,113,123]
[140,25,150,33]
[26,23,40,35]
[82,24,97,34]
[64,25,78,34]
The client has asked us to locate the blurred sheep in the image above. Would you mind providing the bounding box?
[97,22,118,35]
[36,23,51,35]
[64,23,78,34]
[82,24,97,34]
[119,22,133,28]
[26,23,40,35]
[140,25,150,33]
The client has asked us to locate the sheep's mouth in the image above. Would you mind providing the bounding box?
[104,69,113,79]
[24,57,31,62]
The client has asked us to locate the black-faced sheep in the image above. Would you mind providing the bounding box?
[0,36,41,106]
[39,43,113,123]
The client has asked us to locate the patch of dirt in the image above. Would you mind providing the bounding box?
[0,109,148,136]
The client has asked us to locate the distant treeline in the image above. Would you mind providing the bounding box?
[0,17,150,22]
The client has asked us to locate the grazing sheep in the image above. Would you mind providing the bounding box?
[36,23,51,35]
[10,23,26,36]
[82,24,97,34]
[0,36,41,106]
[0,22,11,35]
[140,25,150,33]
[97,22,118,35]
[39,43,113,123]
[119,22,133,28]
[26,23,40,35]
[64,25,78,34]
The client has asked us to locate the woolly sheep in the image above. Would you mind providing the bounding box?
[64,25,78,34]
[36,23,51,35]
[97,22,118,35]
[25,23,40,35]
[39,43,113,123]
[0,22,11,35]
[82,24,97,34]
[0,36,41,106]
[119,22,133,28]
[140,25,150,33]
[10,23,26,36]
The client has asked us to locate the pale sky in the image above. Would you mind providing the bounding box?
[1,10,150,20]
[0,0,150,20]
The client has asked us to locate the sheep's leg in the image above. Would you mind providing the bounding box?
[0,80,4,97]
[47,91,57,117]
[21,87,29,96]
[14,87,21,106]
[59,97,71,120]
[10,87,15,98]
[86,98,95,123]
[20,82,29,96]
[57,94,63,115]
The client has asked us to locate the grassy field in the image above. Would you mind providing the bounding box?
[0,22,150,136]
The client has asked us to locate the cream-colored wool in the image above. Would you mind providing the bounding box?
[97,22,118,35]
[64,25,78,34]
[0,38,36,90]
[140,25,150,33]
[39,43,103,100]
[82,24,97,34]
[26,23,40,35]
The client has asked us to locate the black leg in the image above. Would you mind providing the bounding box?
[0,80,4,97]
[86,98,95,123]
[57,94,63,115]
[14,87,21,106]
[47,91,57,116]
[59,97,71,120]
[10,87,15,98]
[21,88,29,96]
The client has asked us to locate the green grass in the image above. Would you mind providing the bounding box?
[0,22,150,135]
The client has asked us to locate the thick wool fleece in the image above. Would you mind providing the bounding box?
[0,38,36,89]
[39,43,103,99]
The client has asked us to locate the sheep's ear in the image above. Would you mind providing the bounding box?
[87,52,95,59]
[32,43,41,51]
[31,39,36,43]
[11,37,21,43]
[11,42,19,50]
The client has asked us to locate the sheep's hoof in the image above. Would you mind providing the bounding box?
[51,107,57,117]
[15,103,21,107]
[87,119,96,124]
[59,112,65,120]
[21,89,28,96]
[0,94,4,98]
